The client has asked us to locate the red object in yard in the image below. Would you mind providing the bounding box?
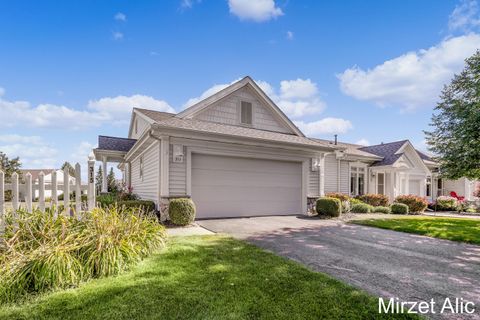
[450,191,465,201]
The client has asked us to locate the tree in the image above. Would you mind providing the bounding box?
[425,50,480,180]
[0,151,22,182]
[61,161,75,177]
[95,165,103,193]
[107,167,118,193]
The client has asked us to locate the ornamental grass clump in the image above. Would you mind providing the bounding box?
[0,206,166,303]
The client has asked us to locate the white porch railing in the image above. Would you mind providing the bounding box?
[0,158,96,233]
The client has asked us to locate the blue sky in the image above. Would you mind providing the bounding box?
[0,0,479,172]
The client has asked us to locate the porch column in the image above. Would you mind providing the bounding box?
[101,156,108,193]
[318,154,326,197]
[126,162,131,188]
[405,173,409,194]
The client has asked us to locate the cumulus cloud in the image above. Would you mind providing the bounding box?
[184,78,325,118]
[294,118,353,136]
[228,0,283,22]
[88,94,175,125]
[355,138,370,146]
[338,34,480,111]
[449,0,480,32]
[114,12,127,22]
[0,91,172,129]
[0,135,58,168]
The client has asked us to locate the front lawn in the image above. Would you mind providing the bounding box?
[0,235,415,319]
[352,216,480,245]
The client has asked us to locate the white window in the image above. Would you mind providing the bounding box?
[139,155,144,181]
[426,177,432,197]
[240,101,253,125]
[350,165,366,196]
[437,178,443,197]
[377,173,385,195]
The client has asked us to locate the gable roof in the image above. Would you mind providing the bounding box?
[310,138,382,159]
[175,76,305,137]
[98,135,137,152]
[359,140,408,166]
[148,116,335,149]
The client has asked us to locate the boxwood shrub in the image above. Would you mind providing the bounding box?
[372,206,391,214]
[391,203,409,214]
[357,194,389,207]
[395,195,428,213]
[169,198,196,226]
[316,197,341,217]
[351,203,372,213]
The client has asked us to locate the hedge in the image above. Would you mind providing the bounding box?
[391,203,409,214]
[351,203,372,213]
[372,206,391,214]
[316,197,342,217]
[325,192,351,202]
[357,194,389,207]
[169,198,196,226]
[394,195,428,213]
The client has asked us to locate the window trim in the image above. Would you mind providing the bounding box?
[349,162,368,197]
[238,100,254,127]
[139,155,144,182]
[426,177,432,197]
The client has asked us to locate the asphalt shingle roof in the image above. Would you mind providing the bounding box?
[98,135,137,152]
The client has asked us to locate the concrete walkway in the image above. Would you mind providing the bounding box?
[198,215,480,319]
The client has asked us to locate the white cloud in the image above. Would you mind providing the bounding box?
[338,34,480,111]
[114,12,127,22]
[0,91,172,129]
[294,118,353,136]
[70,141,96,170]
[112,32,124,40]
[183,78,325,118]
[355,138,370,146]
[286,31,294,40]
[449,0,480,32]
[0,135,58,168]
[88,94,175,125]
[181,0,201,9]
[228,0,283,22]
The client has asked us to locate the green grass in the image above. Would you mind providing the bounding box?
[352,216,480,245]
[0,235,416,320]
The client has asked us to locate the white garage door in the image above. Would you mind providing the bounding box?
[191,154,302,219]
[408,180,421,196]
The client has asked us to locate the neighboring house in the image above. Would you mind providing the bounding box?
[19,169,75,200]
[93,76,479,219]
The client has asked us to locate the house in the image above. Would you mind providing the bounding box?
[93,76,479,219]
[19,169,75,200]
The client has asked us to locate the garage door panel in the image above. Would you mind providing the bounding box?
[192,154,302,218]
[192,170,301,188]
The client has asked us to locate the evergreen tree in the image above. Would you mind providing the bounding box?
[425,50,480,179]
[107,167,117,192]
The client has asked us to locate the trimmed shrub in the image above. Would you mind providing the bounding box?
[351,203,372,213]
[325,192,350,202]
[395,195,428,213]
[0,206,166,303]
[372,206,391,214]
[435,196,458,211]
[316,197,342,217]
[349,198,367,206]
[391,203,409,214]
[169,198,196,226]
[357,194,389,207]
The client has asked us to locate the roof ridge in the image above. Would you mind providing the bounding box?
[98,135,137,141]
[134,107,176,115]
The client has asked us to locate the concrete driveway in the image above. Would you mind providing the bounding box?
[198,215,480,319]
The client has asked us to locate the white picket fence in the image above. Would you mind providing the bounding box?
[0,158,96,232]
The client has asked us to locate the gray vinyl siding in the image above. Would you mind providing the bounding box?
[194,87,293,134]
[130,143,159,201]
[339,160,349,194]
[169,144,187,196]
[130,115,150,139]
[324,154,338,193]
